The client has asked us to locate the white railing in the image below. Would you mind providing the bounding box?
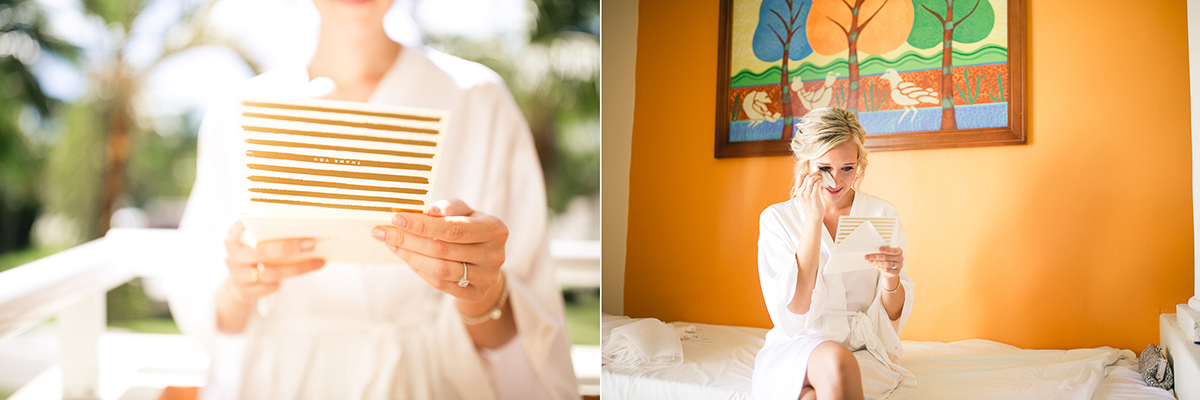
[0,229,185,400]
[0,228,600,399]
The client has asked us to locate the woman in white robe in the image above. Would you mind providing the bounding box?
[752,108,916,400]
[165,1,578,399]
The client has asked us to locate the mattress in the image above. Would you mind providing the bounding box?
[602,322,1174,400]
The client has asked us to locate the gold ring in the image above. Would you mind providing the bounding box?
[250,264,261,284]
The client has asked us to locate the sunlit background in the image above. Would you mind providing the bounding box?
[0,0,598,396]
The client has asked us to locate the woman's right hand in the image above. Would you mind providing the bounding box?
[223,221,326,304]
[796,170,826,219]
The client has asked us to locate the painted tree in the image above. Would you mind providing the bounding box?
[751,0,812,139]
[907,0,995,130]
[807,0,913,115]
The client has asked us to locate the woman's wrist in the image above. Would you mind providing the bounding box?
[456,273,506,317]
[882,275,901,293]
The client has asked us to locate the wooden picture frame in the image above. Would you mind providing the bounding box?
[714,0,1026,158]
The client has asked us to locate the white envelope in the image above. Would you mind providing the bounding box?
[823,218,898,275]
[241,215,402,265]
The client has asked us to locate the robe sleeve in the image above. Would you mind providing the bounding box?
[467,81,578,399]
[893,220,915,334]
[868,213,915,362]
[164,99,244,355]
[757,204,827,338]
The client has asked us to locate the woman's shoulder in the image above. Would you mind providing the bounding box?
[421,48,509,93]
[760,198,804,229]
[761,198,798,218]
[853,191,900,217]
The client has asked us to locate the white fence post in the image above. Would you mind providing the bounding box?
[58,291,105,400]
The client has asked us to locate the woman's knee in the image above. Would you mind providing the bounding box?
[812,342,859,377]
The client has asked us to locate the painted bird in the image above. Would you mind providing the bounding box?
[794,71,840,111]
[881,68,939,126]
[742,90,781,128]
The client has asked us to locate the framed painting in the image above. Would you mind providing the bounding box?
[714,0,1026,157]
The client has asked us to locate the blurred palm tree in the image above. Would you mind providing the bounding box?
[0,0,76,254]
[43,0,259,240]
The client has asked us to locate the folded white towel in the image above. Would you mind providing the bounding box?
[602,317,684,368]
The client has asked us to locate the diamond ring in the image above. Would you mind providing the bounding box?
[457,262,469,287]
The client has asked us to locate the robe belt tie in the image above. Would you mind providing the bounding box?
[824,310,917,385]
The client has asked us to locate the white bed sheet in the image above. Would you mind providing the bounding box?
[601,322,1174,400]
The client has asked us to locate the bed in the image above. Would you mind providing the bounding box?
[602,322,1174,400]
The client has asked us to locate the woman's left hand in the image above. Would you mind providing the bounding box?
[372,199,509,303]
[866,246,904,278]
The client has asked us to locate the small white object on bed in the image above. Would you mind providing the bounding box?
[602,322,1174,400]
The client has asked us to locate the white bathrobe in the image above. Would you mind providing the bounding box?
[165,46,578,400]
[752,191,916,400]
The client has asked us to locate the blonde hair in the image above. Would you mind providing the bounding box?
[790,108,870,197]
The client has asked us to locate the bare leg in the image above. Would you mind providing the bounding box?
[804,341,864,400]
[799,386,817,400]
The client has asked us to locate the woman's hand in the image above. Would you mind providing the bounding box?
[217,221,325,333]
[223,221,327,304]
[866,246,904,279]
[372,199,509,303]
[796,171,826,219]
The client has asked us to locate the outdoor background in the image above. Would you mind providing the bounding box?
[0,0,599,396]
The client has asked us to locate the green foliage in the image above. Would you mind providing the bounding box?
[955,68,985,105]
[864,81,886,112]
[125,119,199,206]
[529,0,599,41]
[907,0,996,49]
[0,0,79,252]
[731,92,742,121]
[107,279,152,322]
[987,72,1005,103]
[108,317,180,334]
[835,84,847,109]
[80,0,146,29]
[563,289,599,345]
[731,45,1008,88]
[425,1,599,214]
[0,244,65,272]
[42,103,105,241]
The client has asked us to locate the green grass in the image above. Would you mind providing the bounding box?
[564,291,600,345]
[108,317,181,334]
[0,245,68,273]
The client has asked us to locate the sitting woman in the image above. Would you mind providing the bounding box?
[752,108,916,400]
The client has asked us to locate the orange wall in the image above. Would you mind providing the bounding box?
[623,0,1194,351]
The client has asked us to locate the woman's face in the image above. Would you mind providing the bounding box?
[312,0,394,28]
[809,141,859,205]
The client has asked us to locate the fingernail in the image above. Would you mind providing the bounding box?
[387,245,398,251]
[393,215,408,229]
[314,260,325,268]
[434,205,446,215]
[371,228,386,241]
[300,239,315,251]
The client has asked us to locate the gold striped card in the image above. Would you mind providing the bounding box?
[835,217,899,246]
[238,96,448,217]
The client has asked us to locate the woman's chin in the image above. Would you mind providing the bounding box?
[820,187,849,204]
